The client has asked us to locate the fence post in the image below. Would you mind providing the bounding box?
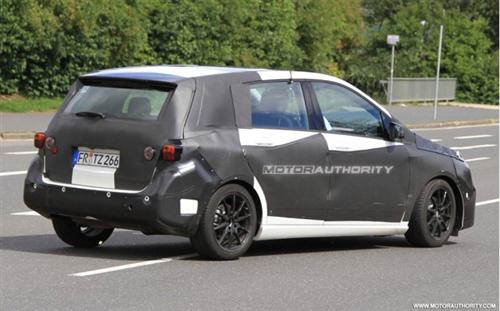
[433,25,444,120]
[389,45,395,105]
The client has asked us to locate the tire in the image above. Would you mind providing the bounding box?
[52,216,114,248]
[190,184,257,260]
[405,179,457,247]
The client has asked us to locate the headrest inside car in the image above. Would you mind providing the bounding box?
[257,88,290,113]
[128,97,151,115]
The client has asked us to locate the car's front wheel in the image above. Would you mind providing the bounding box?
[190,184,257,260]
[52,216,114,248]
[405,179,457,247]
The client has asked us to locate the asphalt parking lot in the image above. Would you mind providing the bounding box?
[1,124,498,311]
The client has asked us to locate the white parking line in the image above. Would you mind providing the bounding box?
[465,157,490,163]
[0,170,27,177]
[454,134,493,140]
[70,253,197,277]
[4,151,37,155]
[476,198,500,207]
[430,139,442,142]
[451,144,496,150]
[413,124,499,131]
[10,211,40,216]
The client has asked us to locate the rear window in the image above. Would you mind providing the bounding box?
[64,85,171,121]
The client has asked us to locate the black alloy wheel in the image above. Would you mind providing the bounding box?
[213,192,253,251]
[191,184,257,260]
[52,216,114,248]
[406,179,457,247]
[427,187,453,238]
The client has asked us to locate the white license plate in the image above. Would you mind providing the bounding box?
[74,148,120,168]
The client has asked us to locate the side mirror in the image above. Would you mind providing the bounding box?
[389,122,405,140]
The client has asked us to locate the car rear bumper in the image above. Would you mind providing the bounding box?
[23,157,218,237]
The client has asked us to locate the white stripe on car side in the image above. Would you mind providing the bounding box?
[321,133,403,152]
[257,70,391,117]
[255,219,409,241]
[239,128,402,152]
[239,128,317,147]
[253,177,268,238]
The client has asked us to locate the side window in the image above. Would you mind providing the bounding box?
[312,82,384,137]
[250,82,309,130]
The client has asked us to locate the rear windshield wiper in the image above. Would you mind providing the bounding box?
[75,111,106,119]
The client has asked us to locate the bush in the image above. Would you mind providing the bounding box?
[1,0,148,97]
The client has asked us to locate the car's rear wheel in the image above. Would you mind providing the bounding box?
[405,179,457,247]
[190,184,257,260]
[52,216,114,248]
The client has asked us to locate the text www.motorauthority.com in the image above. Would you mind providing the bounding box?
[413,303,496,309]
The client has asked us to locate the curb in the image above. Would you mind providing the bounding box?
[0,131,35,140]
[407,118,499,129]
[441,102,499,110]
[1,119,498,139]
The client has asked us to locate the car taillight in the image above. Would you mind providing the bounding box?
[161,144,182,161]
[34,132,46,149]
[45,136,57,154]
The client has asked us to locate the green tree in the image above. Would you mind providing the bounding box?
[224,0,302,69]
[145,0,232,65]
[442,0,499,50]
[295,0,364,76]
[145,0,301,69]
[442,9,498,103]
[363,0,412,30]
[1,0,149,97]
[0,0,39,94]
[348,0,498,104]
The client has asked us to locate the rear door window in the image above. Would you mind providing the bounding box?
[249,82,309,130]
[64,85,171,121]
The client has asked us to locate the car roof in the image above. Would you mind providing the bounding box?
[82,65,263,83]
